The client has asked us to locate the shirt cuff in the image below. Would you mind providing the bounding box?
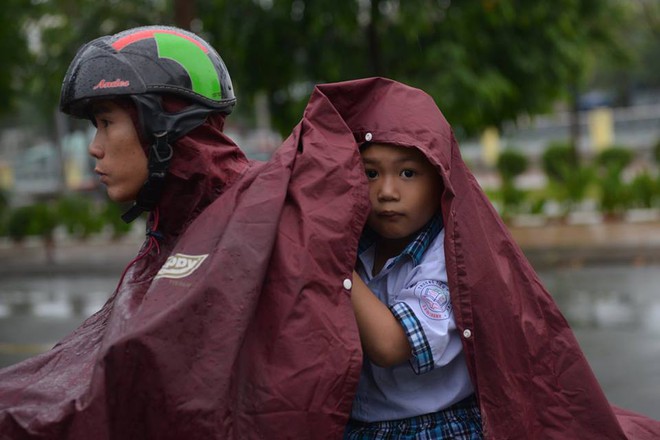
[390,302,434,374]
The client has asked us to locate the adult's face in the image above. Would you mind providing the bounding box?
[88,100,148,202]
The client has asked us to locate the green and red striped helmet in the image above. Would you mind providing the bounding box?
[60,25,236,118]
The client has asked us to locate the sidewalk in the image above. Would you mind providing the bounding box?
[508,219,660,268]
[0,220,659,276]
[0,236,142,277]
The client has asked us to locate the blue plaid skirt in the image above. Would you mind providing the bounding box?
[343,395,482,440]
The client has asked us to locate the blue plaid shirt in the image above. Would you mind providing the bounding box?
[352,214,474,422]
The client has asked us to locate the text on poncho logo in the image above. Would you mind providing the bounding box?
[155,253,209,279]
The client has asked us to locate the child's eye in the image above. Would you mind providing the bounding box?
[401,169,416,178]
[365,169,378,180]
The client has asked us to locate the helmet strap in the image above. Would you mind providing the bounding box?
[121,132,172,223]
[120,94,215,223]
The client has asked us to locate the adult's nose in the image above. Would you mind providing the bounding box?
[88,132,103,159]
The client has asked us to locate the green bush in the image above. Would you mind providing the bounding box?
[496,149,528,184]
[493,149,530,221]
[565,166,594,205]
[539,142,589,215]
[7,203,58,242]
[0,190,8,236]
[499,181,527,220]
[4,195,136,243]
[0,190,7,212]
[541,142,578,183]
[32,203,58,238]
[628,172,658,209]
[56,194,104,239]
[6,206,30,242]
[595,146,633,174]
[597,167,630,216]
[100,200,132,239]
[653,138,660,165]
[528,195,547,215]
[593,146,635,217]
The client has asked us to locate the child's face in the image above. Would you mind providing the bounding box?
[88,100,148,203]
[361,143,442,241]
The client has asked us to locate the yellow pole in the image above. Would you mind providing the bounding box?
[588,107,614,152]
[481,126,500,166]
[0,161,13,190]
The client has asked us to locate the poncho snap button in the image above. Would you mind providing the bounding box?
[343,278,353,290]
[463,329,472,338]
[365,132,373,141]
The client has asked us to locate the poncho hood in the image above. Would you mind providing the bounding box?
[0,77,658,440]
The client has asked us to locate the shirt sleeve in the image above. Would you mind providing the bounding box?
[390,279,461,375]
[390,302,434,374]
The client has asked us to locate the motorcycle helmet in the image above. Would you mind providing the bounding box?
[59,25,237,222]
[60,25,235,118]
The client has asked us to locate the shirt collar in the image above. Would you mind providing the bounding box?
[358,213,444,269]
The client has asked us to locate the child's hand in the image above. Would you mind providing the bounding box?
[349,270,412,367]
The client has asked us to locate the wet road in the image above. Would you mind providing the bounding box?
[0,264,658,420]
[538,265,660,419]
[0,275,115,367]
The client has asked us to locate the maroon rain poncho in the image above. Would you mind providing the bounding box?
[0,92,367,439]
[309,78,660,439]
[1,77,659,439]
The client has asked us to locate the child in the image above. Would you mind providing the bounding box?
[346,141,482,439]
[303,77,659,439]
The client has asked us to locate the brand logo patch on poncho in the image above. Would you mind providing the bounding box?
[415,280,452,320]
[155,253,208,279]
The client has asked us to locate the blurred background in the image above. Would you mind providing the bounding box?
[0,0,659,420]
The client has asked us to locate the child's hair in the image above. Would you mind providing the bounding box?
[359,141,371,152]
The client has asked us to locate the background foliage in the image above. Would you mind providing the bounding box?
[0,0,658,237]
[1,0,657,139]
[201,0,631,136]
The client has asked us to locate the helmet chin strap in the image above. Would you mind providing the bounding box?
[120,95,215,223]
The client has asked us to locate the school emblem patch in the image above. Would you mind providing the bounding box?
[155,253,208,280]
[415,280,452,320]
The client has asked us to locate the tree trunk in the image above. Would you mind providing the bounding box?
[174,0,196,30]
[568,83,581,162]
[367,0,383,76]
[53,109,69,195]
